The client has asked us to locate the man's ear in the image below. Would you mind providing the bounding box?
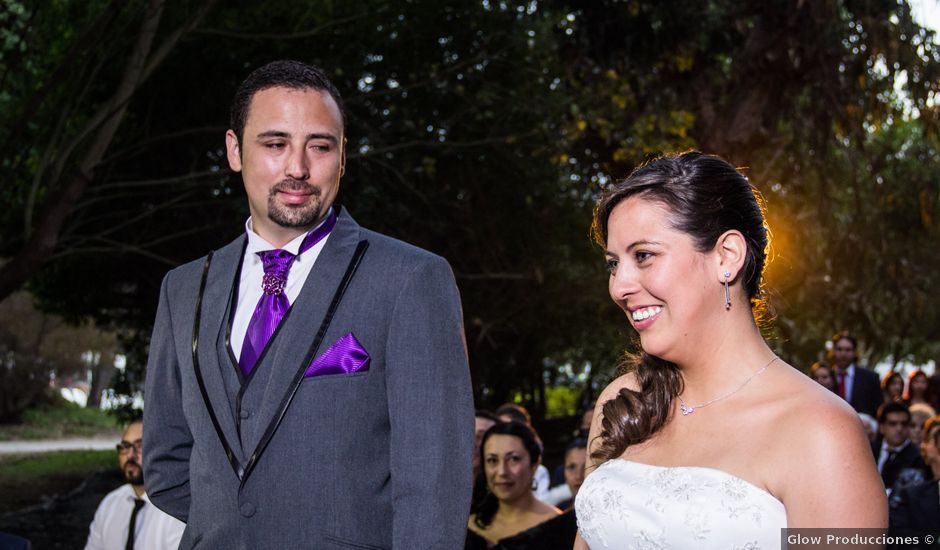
[225,129,242,172]
[339,136,347,177]
[714,229,747,283]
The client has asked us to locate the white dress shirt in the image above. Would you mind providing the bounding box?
[877,439,911,474]
[230,211,333,359]
[84,485,185,550]
[533,464,551,498]
[843,363,857,403]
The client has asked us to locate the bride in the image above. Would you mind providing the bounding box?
[574,152,885,549]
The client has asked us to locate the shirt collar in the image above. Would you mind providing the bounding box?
[882,439,910,454]
[244,207,335,256]
[120,484,149,502]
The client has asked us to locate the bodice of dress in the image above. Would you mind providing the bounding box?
[575,459,787,550]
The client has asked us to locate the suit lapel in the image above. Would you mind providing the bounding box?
[196,236,248,463]
[246,208,363,451]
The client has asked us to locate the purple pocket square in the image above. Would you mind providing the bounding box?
[304,332,370,378]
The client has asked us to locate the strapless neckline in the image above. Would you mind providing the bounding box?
[576,457,788,549]
[610,458,784,511]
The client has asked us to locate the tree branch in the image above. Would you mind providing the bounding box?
[0,0,168,301]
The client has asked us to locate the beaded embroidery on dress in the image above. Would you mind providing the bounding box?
[575,459,786,549]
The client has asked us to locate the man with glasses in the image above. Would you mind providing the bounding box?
[85,419,184,550]
[830,331,882,417]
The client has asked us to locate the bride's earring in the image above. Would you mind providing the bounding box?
[723,271,732,311]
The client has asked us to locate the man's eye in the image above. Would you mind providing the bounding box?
[265,143,285,149]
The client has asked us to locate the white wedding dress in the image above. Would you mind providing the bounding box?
[576,459,786,549]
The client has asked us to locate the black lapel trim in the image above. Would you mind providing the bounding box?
[224,237,248,385]
[191,250,244,480]
[238,239,370,487]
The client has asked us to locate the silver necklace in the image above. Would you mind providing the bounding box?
[678,356,779,416]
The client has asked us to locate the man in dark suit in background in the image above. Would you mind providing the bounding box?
[889,415,940,545]
[873,402,928,493]
[143,60,474,549]
[830,331,882,417]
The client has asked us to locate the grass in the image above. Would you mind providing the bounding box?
[0,402,121,441]
[0,450,115,512]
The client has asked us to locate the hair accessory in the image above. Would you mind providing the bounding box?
[678,356,778,416]
[723,271,732,310]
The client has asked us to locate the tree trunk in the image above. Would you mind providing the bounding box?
[0,0,219,302]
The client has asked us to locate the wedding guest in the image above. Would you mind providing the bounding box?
[829,332,882,417]
[494,403,550,497]
[466,422,576,549]
[883,371,905,405]
[810,361,838,393]
[873,402,928,493]
[543,438,588,508]
[85,419,184,550]
[889,416,940,537]
[474,410,500,479]
[557,439,587,510]
[904,370,932,408]
[908,403,937,446]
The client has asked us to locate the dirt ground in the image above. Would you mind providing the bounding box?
[0,468,122,548]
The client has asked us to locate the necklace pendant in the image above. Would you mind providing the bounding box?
[680,403,695,416]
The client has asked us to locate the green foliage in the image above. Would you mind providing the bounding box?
[544,385,582,418]
[0,399,120,441]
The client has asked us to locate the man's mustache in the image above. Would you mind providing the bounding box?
[270,179,320,196]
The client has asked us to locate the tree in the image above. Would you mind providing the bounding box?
[2,0,938,422]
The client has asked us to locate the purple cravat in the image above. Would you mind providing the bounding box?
[238,210,337,377]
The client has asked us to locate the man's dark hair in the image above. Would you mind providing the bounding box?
[495,403,531,426]
[831,331,858,350]
[877,401,911,424]
[474,409,500,423]
[565,437,588,454]
[230,60,346,143]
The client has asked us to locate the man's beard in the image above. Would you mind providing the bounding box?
[123,460,144,486]
[267,179,323,228]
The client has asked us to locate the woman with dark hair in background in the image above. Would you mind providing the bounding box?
[466,422,576,549]
[574,152,885,549]
[810,361,838,394]
[905,370,931,409]
[883,371,905,405]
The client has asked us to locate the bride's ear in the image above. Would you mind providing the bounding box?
[714,229,747,283]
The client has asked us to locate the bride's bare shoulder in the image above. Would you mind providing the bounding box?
[598,371,640,402]
[585,372,639,470]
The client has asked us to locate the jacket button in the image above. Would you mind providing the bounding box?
[239,501,256,517]
[240,408,250,419]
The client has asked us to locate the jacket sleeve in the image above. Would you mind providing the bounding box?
[142,273,193,522]
[385,256,474,549]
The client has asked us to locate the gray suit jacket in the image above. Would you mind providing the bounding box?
[143,207,474,549]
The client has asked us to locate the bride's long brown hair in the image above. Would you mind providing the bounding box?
[590,151,769,464]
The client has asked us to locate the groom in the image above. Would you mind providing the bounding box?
[143,60,474,549]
